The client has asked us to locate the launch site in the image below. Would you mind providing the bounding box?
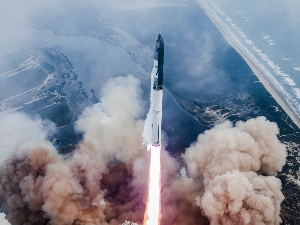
[0,0,300,225]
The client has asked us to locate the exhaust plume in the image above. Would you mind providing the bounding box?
[0,75,286,225]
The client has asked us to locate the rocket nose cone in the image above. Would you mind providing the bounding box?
[157,33,162,41]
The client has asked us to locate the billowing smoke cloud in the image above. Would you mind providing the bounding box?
[183,117,286,224]
[0,112,56,166]
[0,75,286,225]
[159,150,210,225]
[0,75,148,224]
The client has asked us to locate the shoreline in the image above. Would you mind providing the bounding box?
[197,0,300,129]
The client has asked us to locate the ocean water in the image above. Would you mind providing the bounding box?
[198,0,300,121]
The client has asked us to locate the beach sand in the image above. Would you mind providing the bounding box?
[197,0,300,129]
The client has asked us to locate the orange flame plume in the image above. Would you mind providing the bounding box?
[143,146,161,225]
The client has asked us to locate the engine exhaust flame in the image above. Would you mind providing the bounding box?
[143,146,161,225]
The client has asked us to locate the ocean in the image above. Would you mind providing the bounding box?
[198,0,300,127]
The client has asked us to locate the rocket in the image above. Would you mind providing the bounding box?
[149,34,164,148]
[142,34,163,225]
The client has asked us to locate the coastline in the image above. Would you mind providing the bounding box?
[197,0,300,129]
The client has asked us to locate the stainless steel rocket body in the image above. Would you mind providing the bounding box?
[149,34,164,148]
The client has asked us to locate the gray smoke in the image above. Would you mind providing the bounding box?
[0,75,286,225]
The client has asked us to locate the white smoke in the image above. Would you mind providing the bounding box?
[0,213,10,225]
[75,74,145,164]
[0,112,56,165]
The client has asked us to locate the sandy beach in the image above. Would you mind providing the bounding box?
[197,0,300,129]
